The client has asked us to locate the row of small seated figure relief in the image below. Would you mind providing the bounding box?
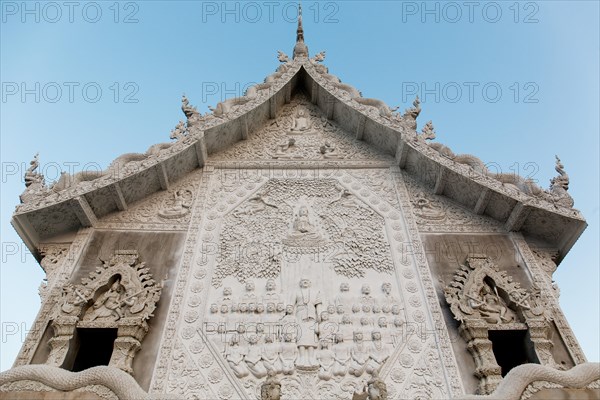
[207,312,406,339]
[208,304,406,329]
[224,330,391,381]
[209,280,404,318]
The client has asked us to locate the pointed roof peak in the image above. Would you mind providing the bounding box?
[296,2,304,43]
[293,1,308,59]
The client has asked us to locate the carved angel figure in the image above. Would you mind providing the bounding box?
[60,284,89,315]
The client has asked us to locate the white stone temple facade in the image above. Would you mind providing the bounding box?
[1,11,598,400]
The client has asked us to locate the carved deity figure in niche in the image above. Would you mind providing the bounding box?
[293,278,322,368]
[467,283,512,324]
[158,189,192,219]
[290,108,312,132]
[84,278,136,322]
[412,192,446,221]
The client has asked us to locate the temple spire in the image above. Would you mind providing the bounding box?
[296,2,304,43]
[293,1,309,59]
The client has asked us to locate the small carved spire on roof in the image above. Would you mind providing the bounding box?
[296,1,304,43]
[24,152,41,188]
[420,121,436,140]
[20,152,47,204]
[293,2,309,59]
[277,50,290,63]
[546,155,574,208]
[170,121,187,141]
[403,96,421,130]
[311,51,326,63]
[550,155,570,192]
[181,94,203,129]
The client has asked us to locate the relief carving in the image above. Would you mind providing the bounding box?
[20,153,49,204]
[47,250,163,375]
[214,179,394,287]
[404,173,503,232]
[100,171,200,227]
[203,275,406,390]
[211,96,394,163]
[444,254,561,394]
[38,244,70,300]
[158,189,193,219]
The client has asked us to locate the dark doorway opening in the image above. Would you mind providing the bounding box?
[72,328,117,372]
[489,329,538,376]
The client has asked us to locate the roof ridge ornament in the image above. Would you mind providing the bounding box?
[293,1,309,59]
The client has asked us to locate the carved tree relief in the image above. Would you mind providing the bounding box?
[214,179,394,287]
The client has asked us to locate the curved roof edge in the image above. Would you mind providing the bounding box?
[12,52,585,263]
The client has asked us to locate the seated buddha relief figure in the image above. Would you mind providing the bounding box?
[290,107,313,133]
[286,204,323,244]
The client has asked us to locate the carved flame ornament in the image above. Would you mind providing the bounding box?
[444,254,559,395]
[47,250,162,374]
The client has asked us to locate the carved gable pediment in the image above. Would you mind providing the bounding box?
[210,94,394,165]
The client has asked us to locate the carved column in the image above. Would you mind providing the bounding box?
[109,320,148,374]
[460,321,502,394]
[46,316,78,367]
[526,319,559,368]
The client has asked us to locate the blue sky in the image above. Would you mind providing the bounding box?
[1,1,598,370]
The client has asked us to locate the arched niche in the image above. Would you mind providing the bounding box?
[46,250,162,375]
[444,254,560,394]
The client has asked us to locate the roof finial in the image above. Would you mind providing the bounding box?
[296,1,304,43]
[293,1,308,59]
